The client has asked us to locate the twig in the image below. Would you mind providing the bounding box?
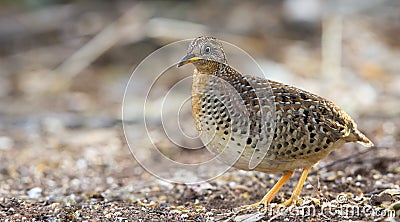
[53,3,150,79]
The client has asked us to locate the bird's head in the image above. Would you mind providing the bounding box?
[177,36,227,71]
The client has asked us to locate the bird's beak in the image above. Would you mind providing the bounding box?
[177,54,202,67]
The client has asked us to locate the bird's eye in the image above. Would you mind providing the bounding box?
[204,46,211,53]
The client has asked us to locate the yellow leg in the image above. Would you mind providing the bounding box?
[242,171,294,208]
[281,167,311,206]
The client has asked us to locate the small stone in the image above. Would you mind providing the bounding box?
[369,193,392,206]
[205,212,213,217]
[159,202,168,208]
[324,171,338,181]
[372,174,380,180]
[170,209,181,215]
[0,136,14,150]
[194,205,206,212]
[181,213,189,219]
[27,187,42,199]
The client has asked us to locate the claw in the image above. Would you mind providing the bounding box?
[279,197,297,207]
[240,201,266,209]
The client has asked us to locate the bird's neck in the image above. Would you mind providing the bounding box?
[192,60,220,75]
[193,61,240,78]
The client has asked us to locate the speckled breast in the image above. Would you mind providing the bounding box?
[191,68,278,171]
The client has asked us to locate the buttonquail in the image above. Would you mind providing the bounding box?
[177,36,373,207]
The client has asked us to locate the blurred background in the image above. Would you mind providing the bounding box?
[0,0,399,219]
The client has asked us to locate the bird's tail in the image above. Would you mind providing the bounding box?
[347,129,374,147]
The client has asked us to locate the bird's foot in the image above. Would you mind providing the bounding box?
[240,201,266,209]
[277,197,298,207]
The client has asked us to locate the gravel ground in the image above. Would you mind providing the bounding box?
[1,122,399,221]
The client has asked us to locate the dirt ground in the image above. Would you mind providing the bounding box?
[1,1,400,221]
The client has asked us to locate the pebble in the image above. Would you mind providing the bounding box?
[375,180,382,187]
[159,202,168,208]
[170,209,181,215]
[181,213,189,219]
[0,136,14,150]
[355,182,362,187]
[27,187,42,199]
[228,181,237,188]
[205,212,213,217]
[305,184,313,189]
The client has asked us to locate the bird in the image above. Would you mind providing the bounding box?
[177,36,374,207]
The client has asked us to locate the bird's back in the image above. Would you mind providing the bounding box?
[266,79,373,159]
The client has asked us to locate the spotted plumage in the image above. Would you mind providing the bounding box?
[178,36,373,207]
